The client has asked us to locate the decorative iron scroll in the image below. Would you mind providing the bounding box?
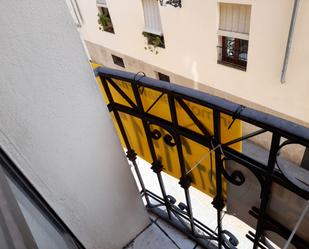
[159,0,182,8]
[93,64,309,249]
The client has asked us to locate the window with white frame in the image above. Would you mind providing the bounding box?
[142,0,165,48]
[97,0,115,33]
[96,0,107,5]
[218,3,251,69]
[65,0,83,27]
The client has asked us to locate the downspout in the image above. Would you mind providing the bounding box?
[281,0,301,83]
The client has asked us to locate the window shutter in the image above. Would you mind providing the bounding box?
[96,0,107,6]
[219,3,251,36]
[142,0,163,36]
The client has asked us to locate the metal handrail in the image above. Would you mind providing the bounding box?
[97,66,309,249]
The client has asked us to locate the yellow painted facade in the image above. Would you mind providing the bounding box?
[93,63,242,198]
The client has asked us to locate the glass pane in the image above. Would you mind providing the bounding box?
[0,166,38,249]
[7,178,76,249]
[0,152,81,249]
[225,37,235,58]
[239,39,248,62]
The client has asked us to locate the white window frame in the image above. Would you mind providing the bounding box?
[218,3,251,40]
[142,0,163,36]
[96,0,107,7]
[65,0,83,27]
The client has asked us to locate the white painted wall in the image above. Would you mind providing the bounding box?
[76,0,309,124]
[0,0,149,248]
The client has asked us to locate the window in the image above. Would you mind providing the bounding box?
[97,0,114,33]
[0,150,82,249]
[65,0,83,27]
[218,3,251,69]
[220,36,248,69]
[143,32,165,48]
[142,0,165,48]
[157,72,170,82]
[97,0,107,5]
[219,3,251,39]
[112,55,125,68]
[142,0,162,36]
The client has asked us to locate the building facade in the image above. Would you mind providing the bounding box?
[0,1,308,248]
[64,0,309,165]
[67,0,309,126]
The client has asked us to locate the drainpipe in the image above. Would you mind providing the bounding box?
[281,0,301,83]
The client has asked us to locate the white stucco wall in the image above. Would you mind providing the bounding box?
[76,0,309,124]
[0,1,149,248]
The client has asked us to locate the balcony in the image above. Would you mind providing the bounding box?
[3,1,308,248]
[94,66,309,249]
[0,64,308,248]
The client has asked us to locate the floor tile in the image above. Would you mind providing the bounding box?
[148,211,158,221]
[125,223,179,249]
[155,218,196,249]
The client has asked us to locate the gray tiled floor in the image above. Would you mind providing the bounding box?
[154,218,196,249]
[129,144,288,249]
[125,214,198,249]
[128,139,301,249]
[129,158,255,249]
[125,223,178,249]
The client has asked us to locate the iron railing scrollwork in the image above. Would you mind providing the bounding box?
[96,67,309,249]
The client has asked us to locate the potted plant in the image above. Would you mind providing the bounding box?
[98,12,114,33]
[142,32,165,55]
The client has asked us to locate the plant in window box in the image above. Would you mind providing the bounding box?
[142,32,165,55]
[98,12,114,33]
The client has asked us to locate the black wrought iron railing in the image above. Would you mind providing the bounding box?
[95,66,309,249]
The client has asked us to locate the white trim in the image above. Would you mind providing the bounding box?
[142,0,163,37]
[65,0,82,27]
[218,0,252,4]
[96,3,107,8]
[217,30,249,40]
[219,3,251,35]
[96,0,107,6]
[143,28,162,36]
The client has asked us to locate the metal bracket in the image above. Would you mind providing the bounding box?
[151,161,164,173]
[179,175,191,189]
[126,149,137,162]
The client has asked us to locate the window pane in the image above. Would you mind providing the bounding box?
[7,179,75,249]
[142,0,163,35]
[239,39,248,62]
[221,36,248,69]
[98,7,115,33]
[219,3,251,34]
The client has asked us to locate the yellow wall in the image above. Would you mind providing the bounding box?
[92,63,242,198]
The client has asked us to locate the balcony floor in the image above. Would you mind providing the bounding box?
[124,211,199,249]
[129,162,253,249]
[127,140,289,249]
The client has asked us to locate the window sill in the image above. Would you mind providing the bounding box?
[142,31,165,49]
[102,27,115,34]
[217,61,247,72]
